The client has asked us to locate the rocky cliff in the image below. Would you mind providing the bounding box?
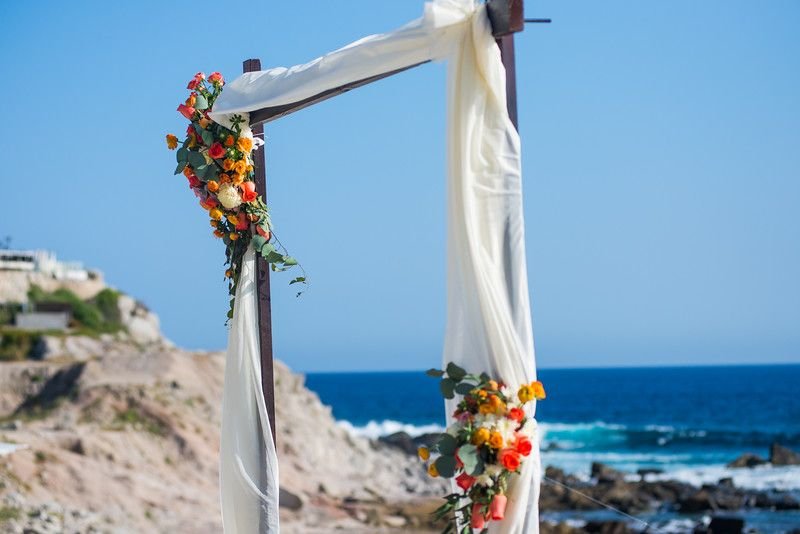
[0,332,445,533]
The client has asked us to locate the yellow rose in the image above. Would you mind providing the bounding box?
[237,137,253,153]
[518,385,534,404]
[479,403,493,415]
[417,446,430,461]
[209,208,223,221]
[472,428,490,446]
[488,380,499,391]
[229,232,239,241]
[427,463,439,478]
[223,158,235,171]
[206,180,219,193]
[226,214,239,225]
[233,160,247,175]
[488,431,504,449]
[165,134,178,150]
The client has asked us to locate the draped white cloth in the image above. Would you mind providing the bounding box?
[214,1,539,533]
[220,248,280,533]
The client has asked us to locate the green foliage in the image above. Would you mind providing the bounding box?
[113,408,168,436]
[0,506,21,522]
[27,285,123,335]
[0,302,21,326]
[0,330,42,361]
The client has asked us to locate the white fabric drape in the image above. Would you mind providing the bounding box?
[213,1,539,533]
[220,247,280,534]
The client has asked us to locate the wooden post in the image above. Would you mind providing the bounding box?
[243,58,277,446]
[496,35,519,130]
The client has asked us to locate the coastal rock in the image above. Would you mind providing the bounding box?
[726,453,767,468]
[584,520,632,533]
[590,462,625,483]
[694,516,745,534]
[379,431,418,455]
[769,443,800,466]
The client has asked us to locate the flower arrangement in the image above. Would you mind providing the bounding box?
[420,362,545,533]
[166,72,304,320]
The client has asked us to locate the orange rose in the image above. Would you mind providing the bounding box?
[532,381,546,400]
[223,158,235,171]
[514,434,533,456]
[224,135,235,147]
[218,173,231,184]
[165,134,178,150]
[206,180,219,193]
[233,160,247,175]
[237,137,253,153]
[507,407,525,423]
[231,173,244,186]
[183,166,194,178]
[198,117,211,129]
[185,92,197,107]
[498,449,521,471]
[488,431,504,449]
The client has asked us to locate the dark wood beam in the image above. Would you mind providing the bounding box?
[248,0,526,127]
[243,58,277,447]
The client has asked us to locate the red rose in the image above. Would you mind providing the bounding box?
[490,494,507,520]
[208,142,226,159]
[240,181,258,203]
[199,196,218,210]
[186,174,202,188]
[455,472,475,491]
[507,407,525,423]
[177,104,196,120]
[235,212,249,231]
[208,71,224,84]
[498,448,521,471]
[187,72,205,89]
[515,434,533,457]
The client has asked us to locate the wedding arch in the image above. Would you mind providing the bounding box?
[171,1,550,532]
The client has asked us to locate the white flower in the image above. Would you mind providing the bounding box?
[475,474,494,487]
[217,183,242,209]
[485,464,502,477]
[446,423,461,437]
[495,418,518,444]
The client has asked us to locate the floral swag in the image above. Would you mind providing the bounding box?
[166,71,304,319]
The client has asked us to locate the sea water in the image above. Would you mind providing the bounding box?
[306,364,800,530]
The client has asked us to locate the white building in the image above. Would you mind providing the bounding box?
[0,249,95,282]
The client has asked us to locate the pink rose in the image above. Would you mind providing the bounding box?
[208,72,224,84]
[490,494,507,520]
[240,181,258,203]
[470,503,486,529]
[187,72,205,89]
[177,103,195,119]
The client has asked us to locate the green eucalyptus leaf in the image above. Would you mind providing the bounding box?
[457,444,484,476]
[446,362,467,382]
[455,382,475,395]
[251,235,267,251]
[177,147,188,163]
[174,162,187,175]
[437,433,457,455]
[289,277,306,285]
[194,94,209,110]
[282,256,298,266]
[433,455,456,478]
[201,129,214,146]
[188,151,206,168]
[440,378,456,399]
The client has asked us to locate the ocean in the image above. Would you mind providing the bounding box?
[306,364,800,531]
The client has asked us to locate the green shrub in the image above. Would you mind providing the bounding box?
[26,285,123,335]
[0,330,42,361]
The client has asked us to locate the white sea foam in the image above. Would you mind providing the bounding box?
[647,464,800,492]
[337,419,445,439]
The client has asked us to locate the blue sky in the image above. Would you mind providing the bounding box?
[1,1,798,371]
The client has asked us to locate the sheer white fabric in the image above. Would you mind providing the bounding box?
[220,248,280,534]
[214,1,539,533]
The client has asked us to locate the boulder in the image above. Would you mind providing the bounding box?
[726,453,767,468]
[769,443,800,466]
[591,462,625,483]
[379,431,417,455]
[584,520,632,534]
[701,516,744,534]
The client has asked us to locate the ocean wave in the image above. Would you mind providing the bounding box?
[337,419,445,439]
[648,464,800,492]
[0,442,26,456]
